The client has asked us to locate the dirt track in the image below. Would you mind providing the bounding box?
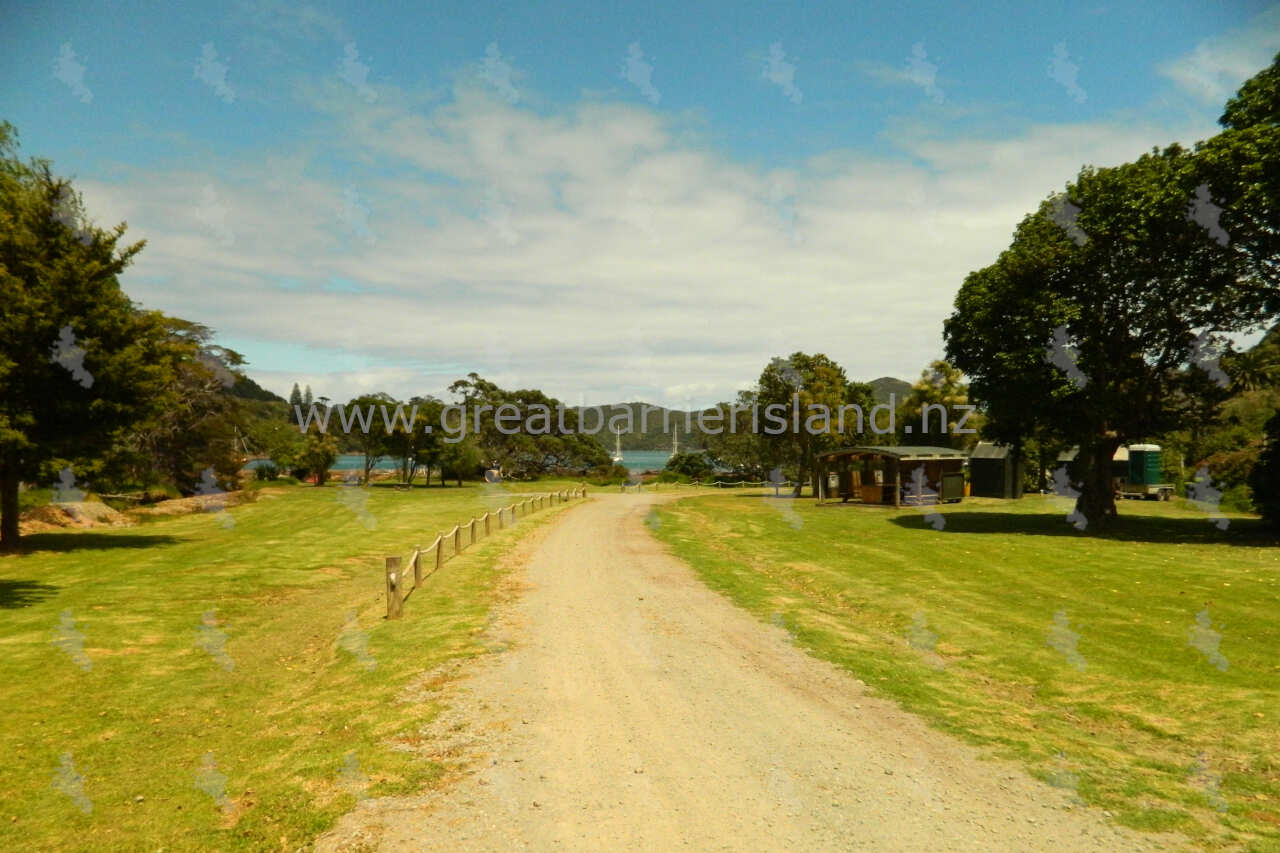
[318,493,1180,851]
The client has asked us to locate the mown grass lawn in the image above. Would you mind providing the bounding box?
[0,478,584,852]
[652,492,1280,851]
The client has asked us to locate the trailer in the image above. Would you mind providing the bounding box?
[1116,444,1174,501]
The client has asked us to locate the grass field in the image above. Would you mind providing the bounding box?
[652,492,1280,851]
[0,478,584,852]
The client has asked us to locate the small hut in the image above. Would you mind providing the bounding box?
[969,442,1024,499]
[815,446,967,507]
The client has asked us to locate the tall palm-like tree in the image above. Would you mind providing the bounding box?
[1226,347,1280,392]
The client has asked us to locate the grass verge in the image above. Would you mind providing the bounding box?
[651,492,1280,851]
[0,479,582,852]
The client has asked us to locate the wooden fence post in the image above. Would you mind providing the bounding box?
[454,525,462,553]
[498,507,505,529]
[386,556,403,619]
[485,512,491,535]
[413,547,422,588]
[470,518,477,545]
[436,536,444,572]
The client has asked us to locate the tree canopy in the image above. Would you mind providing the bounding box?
[945,56,1280,529]
[0,124,176,546]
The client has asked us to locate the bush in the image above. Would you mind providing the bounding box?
[585,463,631,486]
[254,463,280,481]
[664,451,713,480]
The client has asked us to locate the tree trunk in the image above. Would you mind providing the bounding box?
[1075,441,1119,531]
[1,465,20,549]
[1010,436,1024,499]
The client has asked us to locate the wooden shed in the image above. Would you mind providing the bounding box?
[968,442,1024,499]
[815,446,967,507]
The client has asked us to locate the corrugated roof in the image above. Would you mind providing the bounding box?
[817,445,967,460]
[970,442,1009,459]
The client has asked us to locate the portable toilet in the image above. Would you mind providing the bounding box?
[1127,444,1163,486]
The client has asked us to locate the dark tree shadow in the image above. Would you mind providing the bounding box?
[887,509,1279,547]
[6,532,183,554]
[0,579,59,608]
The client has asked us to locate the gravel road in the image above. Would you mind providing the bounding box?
[317,493,1182,852]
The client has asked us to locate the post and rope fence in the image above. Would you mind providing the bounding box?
[384,485,589,619]
[625,479,798,495]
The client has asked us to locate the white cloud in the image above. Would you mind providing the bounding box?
[80,80,1218,408]
[1157,6,1280,103]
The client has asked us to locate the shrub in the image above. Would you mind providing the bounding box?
[254,463,280,481]
[664,451,713,480]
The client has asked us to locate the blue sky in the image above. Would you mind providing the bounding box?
[3,1,1278,406]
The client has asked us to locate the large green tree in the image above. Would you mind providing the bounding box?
[99,317,246,494]
[755,353,876,496]
[447,373,609,477]
[947,147,1263,529]
[948,56,1280,530]
[703,391,770,478]
[0,125,173,547]
[381,395,444,485]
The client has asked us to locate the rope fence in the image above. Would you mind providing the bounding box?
[627,479,799,492]
[384,485,589,619]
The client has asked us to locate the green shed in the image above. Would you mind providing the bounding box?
[969,442,1024,499]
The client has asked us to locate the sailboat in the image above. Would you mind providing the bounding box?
[611,430,623,463]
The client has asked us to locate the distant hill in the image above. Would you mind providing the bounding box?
[228,373,286,403]
[576,383,913,452]
[869,377,911,404]
[573,403,704,451]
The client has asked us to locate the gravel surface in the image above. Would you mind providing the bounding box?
[317,493,1185,852]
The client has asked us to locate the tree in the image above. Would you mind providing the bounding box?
[1195,54,1280,308]
[438,436,482,486]
[99,317,245,494]
[946,145,1261,529]
[381,396,443,485]
[703,391,769,478]
[1219,51,1279,130]
[0,124,173,547]
[896,360,981,450]
[289,383,303,424]
[446,373,610,477]
[303,385,313,408]
[665,451,713,480]
[1249,410,1280,527]
[299,431,338,485]
[246,417,305,476]
[342,392,396,485]
[756,353,876,496]
[1225,345,1280,393]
